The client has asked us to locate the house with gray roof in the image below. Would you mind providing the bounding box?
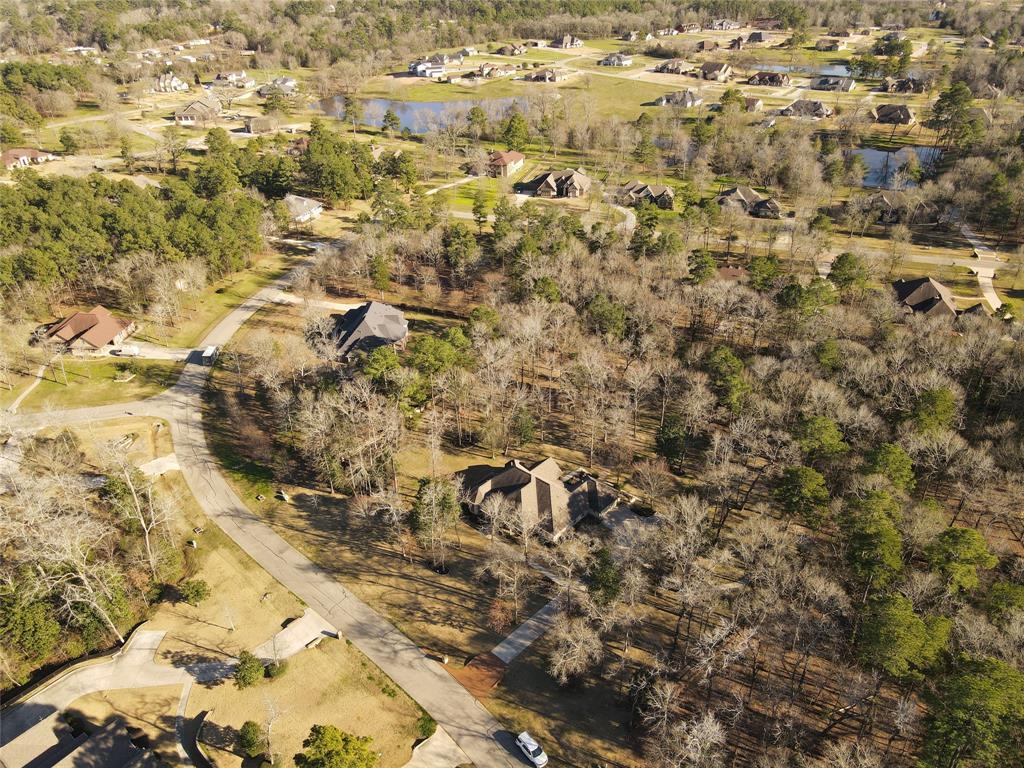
[892,277,957,319]
[332,301,409,359]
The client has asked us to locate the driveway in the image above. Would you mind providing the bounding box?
[4,260,518,768]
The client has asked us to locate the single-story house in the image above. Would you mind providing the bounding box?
[656,28,678,37]
[816,38,846,51]
[599,52,633,66]
[174,95,221,125]
[865,191,937,225]
[728,36,745,50]
[551,34,583,48]
[699,61,732,81]
[892,277,957,319]
[488,150,525,177]
[812,75,856,92]
[461,457,615,540]
[283,193,324,223]
[476,62,517,78]
[696,40,720,52]
[245,115,276,134]
[871,103,915,125]
[46,305,135,351]
[332,301,409,359]
[622,30,640,42]
[621,180,675,208]
[676,23,701,33]
[746,31,771,44]
[214,70,255,88]
[709,19,742,30]
[258,76,298,97]
[780,99,834,118]
[459,47,477,57]
[828,28,852,37]
[744,97,764,112]
[527,168,592,198]
[656,89,703,107]
[715,186,782,218]
[881,76,926,93]
[2,148,58,171]
[528,67,570,82]
[748,71,790,87]
[154,72,189,93]
[654,59,694,74]
[496,44,526,56]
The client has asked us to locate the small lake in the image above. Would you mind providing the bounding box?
[319,96,528,134]
[755,61,852,77]
[848,146,941,189]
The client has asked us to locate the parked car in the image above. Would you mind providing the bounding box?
[515,732,548,767]
[115,345,141,357]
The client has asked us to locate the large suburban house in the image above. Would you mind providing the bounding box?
[816,38,846,51]
[174,95,221,125]
[881,76,925,93]
[621,180,675,209]
[283,193,324,223]
[699,62,732,81]
[45,305,135,352]
[496,43,526,56]
[748,71,790,87]
[528,67,570,82]
[709,18,742,30]
[527,168,592,198]
[488,150,525,177]
[811,75,856,92]
[871,103,916,125]
[409,60,445,77]
[780,99,834,118]
[654,59,694,74]
[599,52,633,66]
[2,148,58,171]
[258,76,298,97]
[892,277,957,319]
[332,301,409,359]
[715,186,782,218]
[695,40,720,52]
[462,457,615,539]
[551,34,583,48]
[474,62,517,78]
[656,89,703,108]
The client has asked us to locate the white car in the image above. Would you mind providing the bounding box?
[515,732,548,767]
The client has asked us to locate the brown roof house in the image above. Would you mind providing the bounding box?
[811,75,856,92]
[528,67,570,82]
[46,305,135,351]
[654,59,694,74]
[748,71,790,87]
[551,34,583,48]
[527,168,592,198]
[488,150,525,177]
[871,103,916,125]
[332,301,409,359]
[462,457,615,539]
[892,277,957,319]
[174,95,221,125]
[621,180,675,209]
[2,148,58,171]
[699,61,732,81]
[781,99,834,118]
[881,76,925,93]
[715,186,782,218]
[656,89,703,107]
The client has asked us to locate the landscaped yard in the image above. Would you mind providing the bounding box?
[19,358,183,413]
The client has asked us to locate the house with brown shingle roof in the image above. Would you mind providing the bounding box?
[528,168,592,198]
[621,180,675,208]
[2,148,58,171]
[462,457,614,539]
[699,61,732,81]
[488,150,525,177]
[871,103,916,125]
[45,305,136,351]
[748,71,790,87]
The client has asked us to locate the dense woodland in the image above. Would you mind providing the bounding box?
[1,1,1024,767]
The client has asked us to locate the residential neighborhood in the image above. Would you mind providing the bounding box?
[1,4,1023,768]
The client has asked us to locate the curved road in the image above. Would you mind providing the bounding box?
[6,261,517,768]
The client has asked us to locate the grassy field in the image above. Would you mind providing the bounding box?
[20,358,183,413]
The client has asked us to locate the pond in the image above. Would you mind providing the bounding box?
[754,61,852,77]
[318,96,528,134]
[848,146,941,189]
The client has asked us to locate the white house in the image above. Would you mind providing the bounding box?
[284,194,324,224]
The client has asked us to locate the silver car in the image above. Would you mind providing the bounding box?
[515,731,548,767]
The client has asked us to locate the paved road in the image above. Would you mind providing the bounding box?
[4,259,518,768]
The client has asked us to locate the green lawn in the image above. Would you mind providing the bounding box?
[20,358,183,412]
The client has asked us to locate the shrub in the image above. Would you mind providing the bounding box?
[179,579,211,606]
[416,712,437,739]
[234,651,265,689]
[239,720,265,758]
[266,659,289,678]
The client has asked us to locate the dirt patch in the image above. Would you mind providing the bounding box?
[450,652,507,698]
